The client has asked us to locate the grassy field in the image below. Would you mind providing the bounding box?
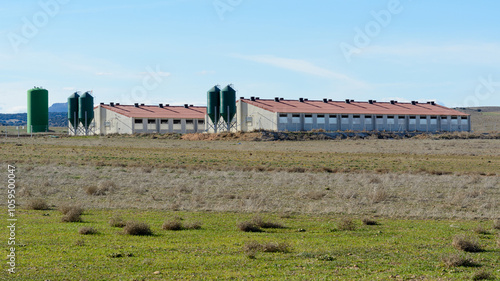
[0,136,499,279]
[1,210,499,280]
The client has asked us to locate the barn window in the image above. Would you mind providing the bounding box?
[161,119,169,124]
[304,114,313,124]
[186,120,194,124]
[173,120,181,124]
[198,120,205,125]
[148,119,156,124]
[134,119,143,124]
[317,114,325,124]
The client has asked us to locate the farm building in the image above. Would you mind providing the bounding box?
[93,103,206,135]
[236,97,471,132]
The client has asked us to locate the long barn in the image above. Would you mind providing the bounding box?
[236,97,470,132]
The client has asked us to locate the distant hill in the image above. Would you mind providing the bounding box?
[49,102,68,113]
[454,106,500,132]
[0,112,67,127]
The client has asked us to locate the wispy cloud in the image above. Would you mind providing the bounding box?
[232,54,365,86]
[362,43,500,64]
[3,105,27,113]
[63,87,76,91]
[197,70,215,75]
[96,72,113,76]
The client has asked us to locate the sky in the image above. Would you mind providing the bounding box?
[1,0,499,113]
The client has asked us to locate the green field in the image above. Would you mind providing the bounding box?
[1,210,499,280]
[0,135,499,280]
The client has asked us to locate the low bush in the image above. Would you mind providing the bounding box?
[238,221,262,232]
[243,241,291,256]
[471,269,494,281]
[442,253,477,267]
[124,221,153,236]
[452,235,483,252]
[338,218,356,231]
[27,199,50,210]
[79,227,98,235]
[362,218,378,225]
[109,216,126,228]
[60,205,84,222]
[473,225,489,235]
[184,221,202,230]
[162,220,183,231]
[493,219,500,230]
[252,216,286,229]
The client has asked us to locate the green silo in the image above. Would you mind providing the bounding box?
[220,85,236,123]
[27,87,49,133]
[207,86,221,125]
[78,92,94,129]
[67,92,80,129]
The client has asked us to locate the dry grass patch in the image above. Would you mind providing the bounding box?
[79,226,98,235]
[473,225,489,235]
[84,180,117,196]
[124,221,153,236]
[26,199,50,210]
[452,235,483,252]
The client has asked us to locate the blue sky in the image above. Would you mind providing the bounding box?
[1,0,499,113]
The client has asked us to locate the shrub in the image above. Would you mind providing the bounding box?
[471,270,494,281]
[473,225,489,235]
[75,239,85,246]
[238,221,262,232]
[452,235,483,252]
[338,218,356,231]
[371,187,388,203]
[60,205,84,222]
[493,219,500,230]
[243,241,291,256]
[84,180,117,196]
[261,242,291,253]
[362,218,378,225]
[79,227,98,235]
[59,204,83,216]
[62,209,83,222]
[184,221,202,230]
[252,216,286,229]
[124,221,153,236]
[442,253,477,267]
[109,216,126,228]
[27,199,50,210]
[162,220,183,231]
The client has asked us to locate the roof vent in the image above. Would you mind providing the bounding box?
[165,104,169,107]
[411,101,417,105]
[368,100,373,104]
[100,102,104,105]
[350,99,354,102]
[431,101,436,105]
[140,103,145,106]
[304,98,308,101]
[116,103,120,106]
[323,98,328,103]
[240,97,244,100]
[250,96,255,101]
[345,99,350,104]
[190,104,194,107]
[299,98,304,102]
[390,100,395,105]
[184,104,189,108]
[110,102,115,107]
[134,103,139,107]
[280,98,284,100]
[328,99,333,102]
[255,97,260,100]
[274,97,280,102]
[159,103,164,108]
[373,100,376,103]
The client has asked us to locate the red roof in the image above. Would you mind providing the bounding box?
[239,99,469,116]
[98,104,206,119]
